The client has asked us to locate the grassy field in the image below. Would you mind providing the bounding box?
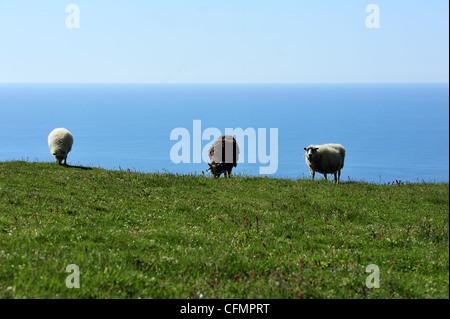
[0,161,448,299]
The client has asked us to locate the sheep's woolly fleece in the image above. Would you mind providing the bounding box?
[48,128,73,165]
[208,135,240,165]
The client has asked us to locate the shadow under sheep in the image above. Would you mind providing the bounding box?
[61,164,92,170]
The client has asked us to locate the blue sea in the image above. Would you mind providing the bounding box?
[0,83,448,183]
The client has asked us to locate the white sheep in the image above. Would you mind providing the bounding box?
[304,143,345,183]
[207,135,240,178]
[48,128,73,165]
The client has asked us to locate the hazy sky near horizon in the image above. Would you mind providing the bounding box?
[0,1,448,83]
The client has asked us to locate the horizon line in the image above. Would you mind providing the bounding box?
[0,81,448,85]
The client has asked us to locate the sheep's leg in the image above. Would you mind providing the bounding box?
[311,171,315,181]
[338,170,341,183]
[227,169,232,178]
[324,174,327,180]
[333,172,338,183]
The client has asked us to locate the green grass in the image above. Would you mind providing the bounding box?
[0,161,448,299]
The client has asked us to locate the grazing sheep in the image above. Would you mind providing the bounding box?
[48,128,73,165]
[207,135,240,178]
[304,143,345,183]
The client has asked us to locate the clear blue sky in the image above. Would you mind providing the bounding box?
[0,0,448,83]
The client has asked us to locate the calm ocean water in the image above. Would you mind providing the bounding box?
[0,83,448,183]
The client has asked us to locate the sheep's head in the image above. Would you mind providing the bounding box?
[304,146,319,161]
[53,153,65,165]
[207,162,220,177]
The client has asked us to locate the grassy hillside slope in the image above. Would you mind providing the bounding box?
[0,161,448,298]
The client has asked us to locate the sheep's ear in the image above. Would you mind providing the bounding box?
[304,147,307,151]
[314,148,319,151]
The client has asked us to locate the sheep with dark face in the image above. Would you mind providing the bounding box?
[304,143,345,183]
[48,128,73,165]
[207,135,239,178]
